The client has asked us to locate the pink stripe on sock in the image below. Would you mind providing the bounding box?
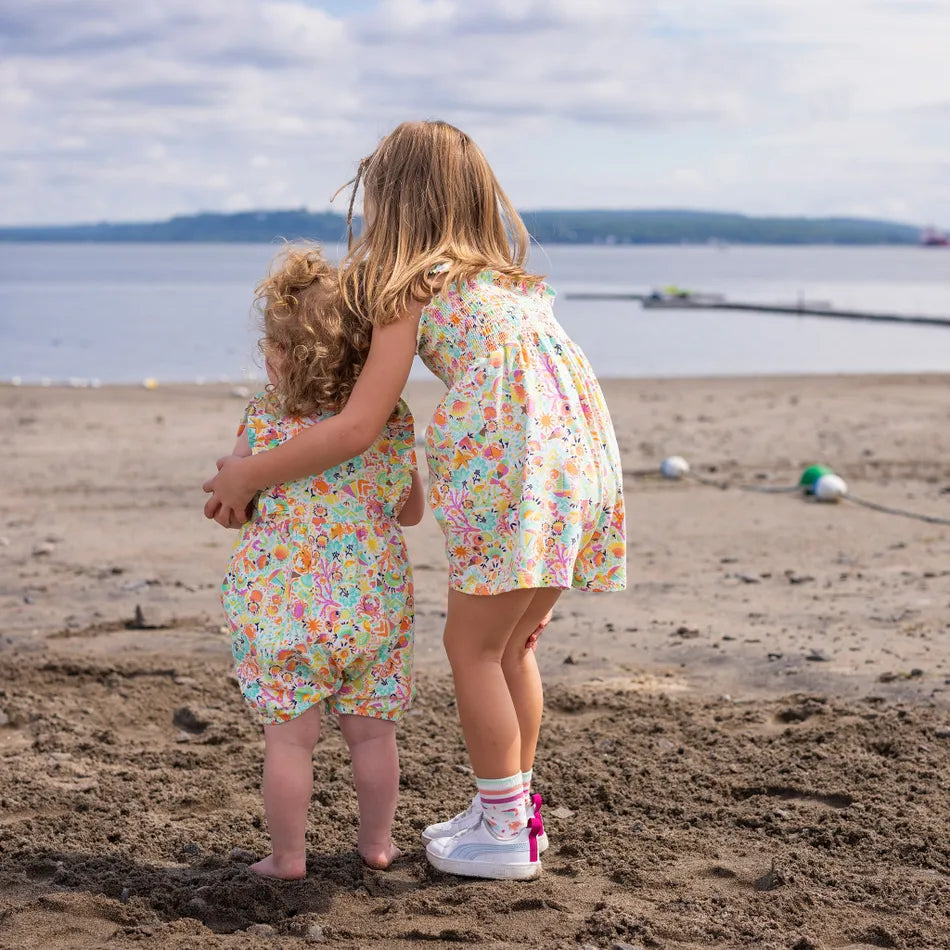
[479,792,524,805]
[478,782,522,793]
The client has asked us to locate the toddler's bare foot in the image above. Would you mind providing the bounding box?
[359,839,402,870]
[249,853,306,880]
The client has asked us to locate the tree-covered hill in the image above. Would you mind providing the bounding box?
[520,209,924,245]
[0,208,933,245]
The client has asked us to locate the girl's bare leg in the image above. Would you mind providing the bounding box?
[501,590,562,774]
[338,714,401,870]
[443,587,561,778]
[251,704,322,880]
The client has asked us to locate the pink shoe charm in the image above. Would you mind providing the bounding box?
[527,815,543,862]
[529,793,550,855]
[531,793,544,831]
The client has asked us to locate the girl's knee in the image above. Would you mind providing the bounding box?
[338,713,397,750]
[263,705,322,750]
[443,627,506,665]
[500,641,533,672]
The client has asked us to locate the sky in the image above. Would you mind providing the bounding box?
[1,0,948,226]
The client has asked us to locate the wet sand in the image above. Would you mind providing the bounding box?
[1,375,949,949]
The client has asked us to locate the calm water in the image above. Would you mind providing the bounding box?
[1,243,948,384]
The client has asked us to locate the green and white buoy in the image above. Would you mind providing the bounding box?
[800,464,847,502]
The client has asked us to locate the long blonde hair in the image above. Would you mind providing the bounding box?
[339,120,540,326]
[255,244,370,416]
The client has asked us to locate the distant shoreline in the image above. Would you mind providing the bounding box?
[5,371,950,391]
[0,207,942,246]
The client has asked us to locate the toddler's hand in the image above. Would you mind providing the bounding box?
[525,609,553,651]
[203,455,255,528]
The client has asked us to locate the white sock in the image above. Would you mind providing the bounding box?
[477,774,527,840]
[521,768,533,807]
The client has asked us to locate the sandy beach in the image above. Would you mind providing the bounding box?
[1,374,948,949]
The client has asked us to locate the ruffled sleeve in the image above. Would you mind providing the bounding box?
[240,391,286,453]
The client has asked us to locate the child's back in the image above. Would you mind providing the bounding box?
[223,391,416,725]
[215,244,421,878]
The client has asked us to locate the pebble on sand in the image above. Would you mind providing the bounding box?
[246,924,276,938]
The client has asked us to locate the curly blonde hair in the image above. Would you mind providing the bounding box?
[255,244,370,417]
[338,120,542,326]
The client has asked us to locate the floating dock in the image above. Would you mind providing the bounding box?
[565,292,950,328]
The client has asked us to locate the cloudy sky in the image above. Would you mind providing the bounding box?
[2,0,948,226]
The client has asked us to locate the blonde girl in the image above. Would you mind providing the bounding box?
[220,245,423,878]
[206,122,625,880]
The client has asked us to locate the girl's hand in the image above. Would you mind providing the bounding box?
[525,609,553,651]
[203,455,256,527]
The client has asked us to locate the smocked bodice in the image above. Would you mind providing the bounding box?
[417,271,562,388]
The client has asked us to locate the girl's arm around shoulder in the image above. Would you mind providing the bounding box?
[203,304,422,527]
[396,469,425,527]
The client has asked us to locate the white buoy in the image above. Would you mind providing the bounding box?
[814,472,847,501]
[660,455,690,479]
[142,377,158,390]
[11,376,22,387]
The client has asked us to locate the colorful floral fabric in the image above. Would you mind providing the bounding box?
[221,393,416,724]
[418,270,626,595]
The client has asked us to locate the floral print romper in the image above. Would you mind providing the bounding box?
[222,393,416,725]
[420,270,626,595]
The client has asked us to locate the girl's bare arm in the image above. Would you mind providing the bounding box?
[203,305,422,527]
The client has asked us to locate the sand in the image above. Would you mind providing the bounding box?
[1,375,949,949]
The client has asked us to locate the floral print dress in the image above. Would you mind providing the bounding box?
[222,393,416,724]
[419,270,626,596]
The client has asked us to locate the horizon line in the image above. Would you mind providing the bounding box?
[0,206,942,232]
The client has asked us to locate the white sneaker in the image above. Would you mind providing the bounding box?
[421,794,482,845]
[421,793,549,853]
[425,815,543,880]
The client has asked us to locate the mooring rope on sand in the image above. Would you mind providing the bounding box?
[841,492,950,526]
[651,456,950,526]
[685,471,801,494]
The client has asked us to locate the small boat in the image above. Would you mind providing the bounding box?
[642,287,727,309]
[920,227,949,247]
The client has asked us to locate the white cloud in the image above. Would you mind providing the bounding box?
[0,0,948,225]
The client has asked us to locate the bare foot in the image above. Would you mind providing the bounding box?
[359,839,402,870]
[249,853,306,880]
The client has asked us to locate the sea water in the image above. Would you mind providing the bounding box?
[0,242,948,384]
